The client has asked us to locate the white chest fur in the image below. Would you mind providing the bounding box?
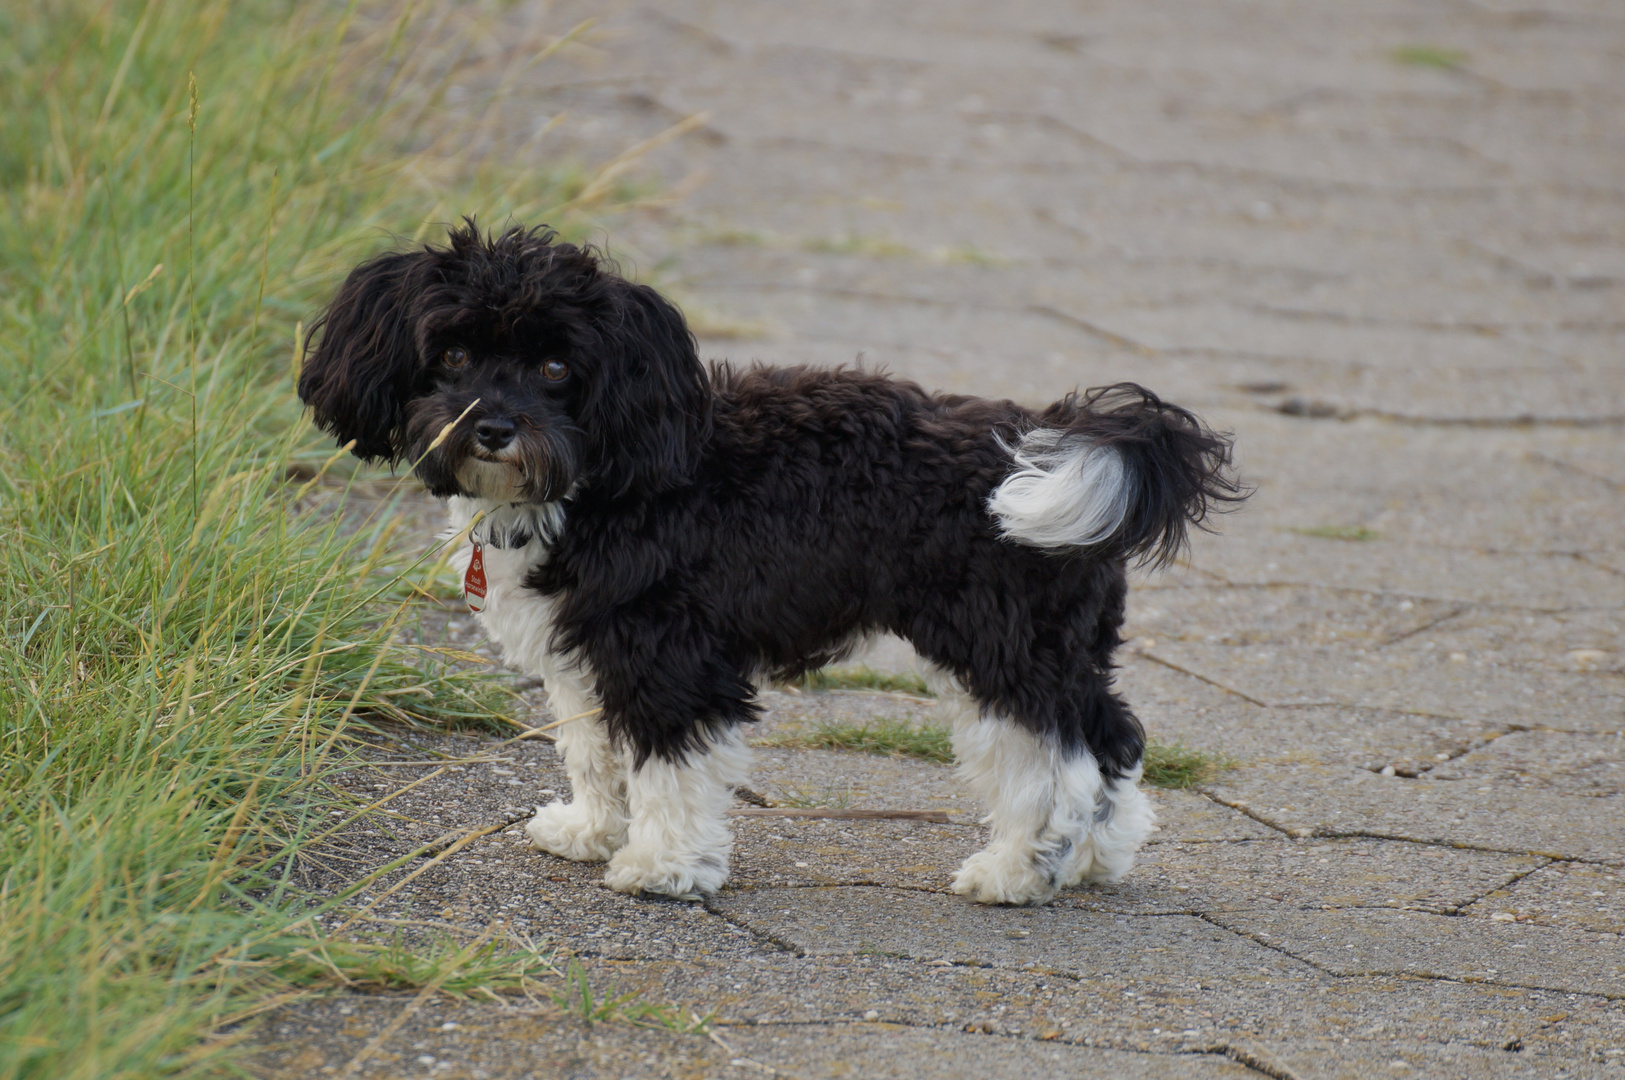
[445,496,569,681]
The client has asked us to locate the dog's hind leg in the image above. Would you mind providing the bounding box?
[525,660,629,862]
[929,667,1152,904]
[924,671,1076,905]
[602,726,750,900]
[1059,763,1156,887]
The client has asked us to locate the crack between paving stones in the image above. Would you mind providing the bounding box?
[1456,859,1557,913]
[1200,910,1625,1001]
[1272,701,1467,722]
[1281,405,1625,429]
[1576,552,1625,580]
[1288,827,1624,867]
[1529,453,1625,494]
[1187,790,1298,837]
[1133,649,1270,708]
[700,903,809,957]
[1241,301,1625,335]
[776,328,1343,377]
[1379,604,1473,647]
[1028,304,1161,355]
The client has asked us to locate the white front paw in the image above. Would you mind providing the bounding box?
[524,801,626,863]
[1060,838,1136,887]
[951,848,1059,906]
[602,843,729,900]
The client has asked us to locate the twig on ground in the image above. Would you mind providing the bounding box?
[727,808,951,823]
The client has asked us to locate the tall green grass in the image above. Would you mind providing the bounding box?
[0,2,614,1075]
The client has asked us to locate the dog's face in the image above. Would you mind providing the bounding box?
[298,222,710,501]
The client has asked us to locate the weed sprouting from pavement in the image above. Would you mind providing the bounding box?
[277,933,559,1000]
[552,958,716,1033]
[760,719,1235,790]
[758,717,955,763]
[1390,45,1468,70]
[797,666,934,696]
[1295,525,1380,542]
[1141,741,1238,789]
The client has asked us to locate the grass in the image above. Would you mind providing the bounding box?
[762,718,956,764]
[551,957,715,1033]
[1294,525,1380,542]
[681,222,1006,267]
[797,666,933,696]
[758,720,1234,789]
[0,2,684,1076]
[1390,45,1468,70]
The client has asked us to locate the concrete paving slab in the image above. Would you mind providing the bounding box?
[1442,732,1625,796]
[1465,861,1625,935]
[708,1024,1263,1080]
[747,746,964,816]
[1115,660,1505,774]
[245,995,1265,1079]
[727,812,1287,904]
[1065,838,1546,916]
[727,817,981,892]
[1207,907,1625,998]
[1125,583,1472,649]
[1203,763,1625,863]
[1173,536,1625,623]
[710,886,1319,987]
[1140,636,1624,732]
[578,950,1625,1060]
[1147,790,1286,844]
[1259,1040,1609,1080]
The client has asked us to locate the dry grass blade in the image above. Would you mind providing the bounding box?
[556,112,711,212]
[499,706,603,744]
[331,818,519,935]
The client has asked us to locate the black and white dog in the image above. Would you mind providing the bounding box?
[299,222,1243,905]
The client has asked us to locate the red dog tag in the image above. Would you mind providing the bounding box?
[464,542,488,612]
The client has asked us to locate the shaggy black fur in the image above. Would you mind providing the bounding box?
[300,222,1245,776]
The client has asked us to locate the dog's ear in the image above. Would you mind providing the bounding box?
[298,251,425,462]
[578,281,711,497]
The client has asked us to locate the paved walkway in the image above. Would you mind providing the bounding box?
[255,1,1624,1076]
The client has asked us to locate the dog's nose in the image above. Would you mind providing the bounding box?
[474,416,516,452]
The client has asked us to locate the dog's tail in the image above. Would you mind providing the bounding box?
[987,383,1246,567]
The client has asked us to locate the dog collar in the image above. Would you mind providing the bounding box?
[461,502,564,612]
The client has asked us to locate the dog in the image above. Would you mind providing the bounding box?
[298,221,1243,905]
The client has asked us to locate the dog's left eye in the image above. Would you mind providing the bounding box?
[442,347,469,368]
[542,360,569,382]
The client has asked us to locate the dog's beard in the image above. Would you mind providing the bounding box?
[455,455,529,501]
[404,400,580,503]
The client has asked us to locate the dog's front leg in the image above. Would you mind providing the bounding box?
[601,726,750,900]
[525,667,628,862]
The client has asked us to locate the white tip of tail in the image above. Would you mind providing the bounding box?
[988,429,1132,550]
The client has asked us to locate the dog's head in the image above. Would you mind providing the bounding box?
[297,221,710,501]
